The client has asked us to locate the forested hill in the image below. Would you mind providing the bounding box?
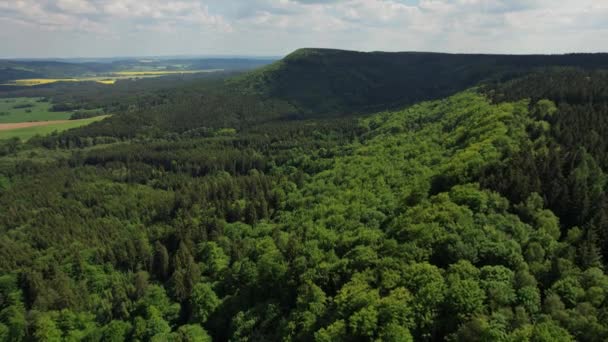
[9,49,608,139]
[3,87,608,340]
[232,48,608,115]
[3,51,608,340]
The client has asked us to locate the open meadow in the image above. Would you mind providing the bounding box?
[0,115,109,141]
[0,97,108,140]
[0,97,73,123]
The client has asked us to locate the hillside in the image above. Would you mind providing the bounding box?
[1,50,608,341]
[233,48,608,115]
[2,86,608,340]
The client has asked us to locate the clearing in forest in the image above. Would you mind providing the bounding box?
[0,115,110,141]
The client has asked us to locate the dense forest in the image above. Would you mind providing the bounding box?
[233,49,608,115]
[1,50,608,341]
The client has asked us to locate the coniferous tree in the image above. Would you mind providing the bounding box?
[153,242,170,281]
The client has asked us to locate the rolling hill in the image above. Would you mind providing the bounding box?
[232,48,608,115]
[2,49,608,341]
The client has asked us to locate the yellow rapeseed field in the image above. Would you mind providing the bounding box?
[2,69,219,87]
[4,78,116,86]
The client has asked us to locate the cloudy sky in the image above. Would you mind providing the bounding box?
[0,0,606,58]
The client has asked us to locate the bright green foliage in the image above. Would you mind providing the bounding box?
[0,275,26,342]
[517,286,541,316]
[530,321,574,342]
[136,285,181,323]
[100,320,132,341]
[446,278,486,320]
[1,84,608,342]
[32,312,62,341]
[189,283,220,323]
[198,242,229,277]
[532,99,558,121]
[170,324,212,342]
[287,281,328,338]
[145,306,171,339]
[378,323,414,342]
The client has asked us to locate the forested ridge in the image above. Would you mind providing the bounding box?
[232,49,608,116]
[0,50,608,341]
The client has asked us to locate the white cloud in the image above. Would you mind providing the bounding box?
[0,0,605,57]
[99,0,232,32]
[55,0,98,14]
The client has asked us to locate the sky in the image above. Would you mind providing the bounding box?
[0,0,606,58]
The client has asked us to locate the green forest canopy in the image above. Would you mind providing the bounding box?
[0,50,608,341]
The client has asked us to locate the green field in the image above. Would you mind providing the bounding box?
[0,97,73,123]
[0,115,110,141]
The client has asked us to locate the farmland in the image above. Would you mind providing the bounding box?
[0,97,73,123]
[1,69,223,87]
[0,115,109,140]
[0,97,108,140]
[3,78,116,86]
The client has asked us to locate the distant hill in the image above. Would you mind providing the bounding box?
[0,68,43,83]
[0,60,109,80]
[232,48,608,115]
[0,58,277,82]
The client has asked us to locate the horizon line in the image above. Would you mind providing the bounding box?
[2,48,608,61]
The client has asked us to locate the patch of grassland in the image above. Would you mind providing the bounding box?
[0,115,110,141]
[0,97,73,123]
